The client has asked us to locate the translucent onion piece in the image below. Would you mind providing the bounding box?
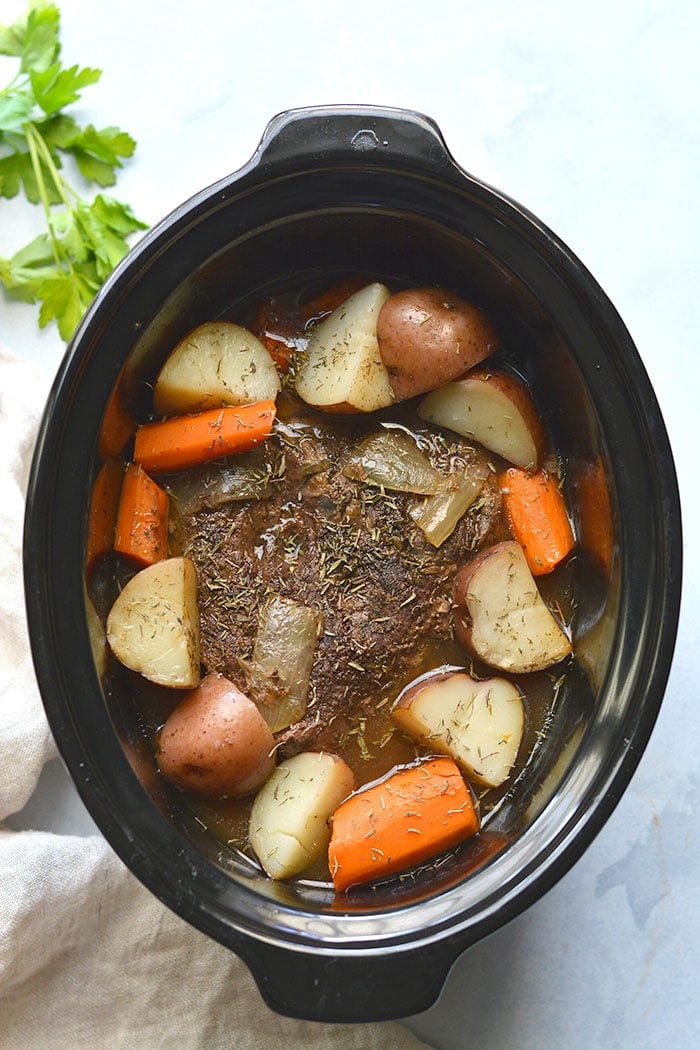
[410,473,485,547]
[165,451,276,516]
[86,596,107,679]
[343,431,445,495]
[248,596,324,732]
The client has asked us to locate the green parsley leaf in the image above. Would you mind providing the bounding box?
[0,233,57,301]
[0,122,66,203]
[50,207,90,263]
[37,267,98,340]
[0,4,61,69]
[40,111,80,149]
[88,193,145,236]
[0,148,63,203]
[0,89,34,133]
[31,62,101,116]
[69,195,144,279]
[0,2,146,340]
[0,13,29,58]
[69,124,137,186]
[19,4,61,73]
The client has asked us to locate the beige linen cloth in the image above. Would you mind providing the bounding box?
[0,346,430,1050]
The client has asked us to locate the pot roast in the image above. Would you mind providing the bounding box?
[177,393,504,757]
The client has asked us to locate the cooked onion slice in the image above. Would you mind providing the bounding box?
[410,472,485,547]
[247,596,324,732]
[165,451,278,516]
[343,430,445,495]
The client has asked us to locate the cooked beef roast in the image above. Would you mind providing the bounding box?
[178,393,504,757]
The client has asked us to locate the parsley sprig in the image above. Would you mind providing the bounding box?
[0,3,147,340]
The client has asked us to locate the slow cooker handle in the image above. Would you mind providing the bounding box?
[239,104,463,1024]
[240,938,462,1022]
[254,104,457,173]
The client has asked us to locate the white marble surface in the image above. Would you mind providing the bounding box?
[3,0,699,1046]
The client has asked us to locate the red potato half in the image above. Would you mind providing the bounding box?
[376,287,499,401]
[158,674,275,798]
[417,369,545,470]
[293,282,394,412]
[393,671,525,788]
[453,540,572,673]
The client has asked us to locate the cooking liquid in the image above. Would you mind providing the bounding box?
[96,276,582,888]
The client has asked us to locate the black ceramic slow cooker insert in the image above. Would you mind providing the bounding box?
[24,106,682,1022]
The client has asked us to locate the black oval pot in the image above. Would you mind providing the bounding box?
[24,106,682,1023]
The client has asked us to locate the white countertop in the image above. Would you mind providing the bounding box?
[4,1,699,1046]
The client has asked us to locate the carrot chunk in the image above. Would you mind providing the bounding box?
[328,757,479,892]
[133,401,276,474]
[98,382,136,459]
[573,455,614,577]
[251,280,371,374]
[252,299,302,373]
[299,276,369,323]
[114,463,169,567]
[86,458,123,573]
[499,467,575,575]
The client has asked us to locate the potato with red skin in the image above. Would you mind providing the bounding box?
[417,368,546,470]
[158,674,275,798]
[453,540,572,674]
[393,670,525,788]
[293,282,394,413]
[377,287,499,401]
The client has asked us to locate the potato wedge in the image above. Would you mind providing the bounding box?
[393,671,525,788]
[293,282,394,412]
[377,287,499,401]
[453,541,572,673]
[249,752,355,880]
[153,322,281,415]
[106,556,201,688]
[158,674,275,797]
[417,369,545,470]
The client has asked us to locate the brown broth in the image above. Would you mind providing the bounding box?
[94,275,582,889]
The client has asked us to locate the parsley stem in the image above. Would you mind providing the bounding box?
[0,70,23,93]
[23,122,64,268]
[23,121,79,280]
[26,121,73,207]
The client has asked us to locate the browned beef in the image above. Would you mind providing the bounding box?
[179,393,503,756]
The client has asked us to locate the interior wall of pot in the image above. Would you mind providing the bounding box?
[92,203,618,913]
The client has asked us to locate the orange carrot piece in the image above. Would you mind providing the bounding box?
[98,382,136,459]
[251,280,371,373]
[300,276,369,323]
[258,331,298,373]
[252,299,303,373]
[573,455,614,578]
[114,464,169,567]
[133,401,276,474]
[499,467,575,575]
[328,757,479,893]
[86,458,123,573]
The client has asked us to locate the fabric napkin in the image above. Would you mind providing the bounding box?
[0,346,430,1049]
